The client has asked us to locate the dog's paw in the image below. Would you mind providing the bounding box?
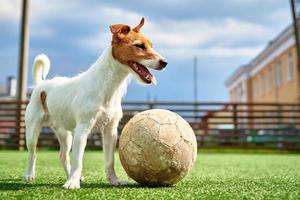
[80,176,85,182]
[24,174,35,182]
[109,178,128,186]
[63,180,80,189]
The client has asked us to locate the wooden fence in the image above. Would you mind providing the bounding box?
[1,100,300,151]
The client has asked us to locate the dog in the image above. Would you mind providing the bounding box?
[24,18,167,189]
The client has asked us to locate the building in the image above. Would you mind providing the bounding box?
[0,76,17,100]
[225,24,300,103]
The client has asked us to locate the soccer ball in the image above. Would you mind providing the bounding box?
[119,109,197,186]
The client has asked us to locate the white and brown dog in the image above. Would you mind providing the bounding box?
[24,18,167,189]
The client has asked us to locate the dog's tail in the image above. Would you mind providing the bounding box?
[32,54,50,86]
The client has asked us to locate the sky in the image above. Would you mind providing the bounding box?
[0,0,292,102]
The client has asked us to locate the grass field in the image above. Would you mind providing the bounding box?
[0,150,299,200]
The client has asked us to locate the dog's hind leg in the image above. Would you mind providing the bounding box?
[24,105,43,181]
[55,128,72,180]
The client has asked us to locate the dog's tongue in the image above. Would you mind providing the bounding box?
[129,61,157,85]
[151,75,157,85]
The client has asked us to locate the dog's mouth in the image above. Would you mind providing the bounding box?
[128,61,157,85]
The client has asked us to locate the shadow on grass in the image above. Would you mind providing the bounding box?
[0,178,172,191]
[81,182,141,189]
[81,182,174,189]
[0,178,62,191]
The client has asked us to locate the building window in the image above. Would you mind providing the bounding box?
[238,83,243,101]
[232,89,236,101]
[260,74,265,96]
[288,52,293,81]
[268,68,272,92]
[253,79,257,98]
[275,62,281,87]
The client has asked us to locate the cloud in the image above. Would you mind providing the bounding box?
[266,8,291,25]
[0,0,60,38]
[161,45,264,59]
[0,0,273,59]
[143,18,271,48]
[30,26,55,38]
[76,6,270,59]
[77,32,111,51]
[0,0,284,62]
[0,0,20,22]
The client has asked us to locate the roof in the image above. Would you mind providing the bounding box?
[224,64,250,87]
[225,23,295,88]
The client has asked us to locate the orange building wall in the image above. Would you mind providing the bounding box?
[251,46,300,103]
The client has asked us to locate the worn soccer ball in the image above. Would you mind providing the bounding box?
[119,109,197,186]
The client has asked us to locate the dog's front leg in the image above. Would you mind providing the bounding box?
[103,119,127,185]
[63,123,92,189]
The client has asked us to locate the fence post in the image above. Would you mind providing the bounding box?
[17,0,30,151]
[149,102,154,109]
[277,104,282,129]
[17,102,26,151]
[233,104,238,133]
[233,104,238,144]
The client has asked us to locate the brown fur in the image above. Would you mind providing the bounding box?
[109,18,158,66]
[40,91,49,113]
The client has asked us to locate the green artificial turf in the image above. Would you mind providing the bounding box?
[0,150,299,200]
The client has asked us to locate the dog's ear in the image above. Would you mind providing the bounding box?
[133,17,145,33]
[109,24,131,39]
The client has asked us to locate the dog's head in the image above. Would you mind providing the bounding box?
[110,18,167,85]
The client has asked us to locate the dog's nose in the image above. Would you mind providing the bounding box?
[159,59,168,69]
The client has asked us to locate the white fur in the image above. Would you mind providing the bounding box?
[140,56,167,70]
[139,59,160,69]
[32,54,50,85]
[24,46,131,189]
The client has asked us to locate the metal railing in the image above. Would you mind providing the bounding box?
[1,101,300,150]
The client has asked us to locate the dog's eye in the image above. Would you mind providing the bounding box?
[134,43,145,50]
